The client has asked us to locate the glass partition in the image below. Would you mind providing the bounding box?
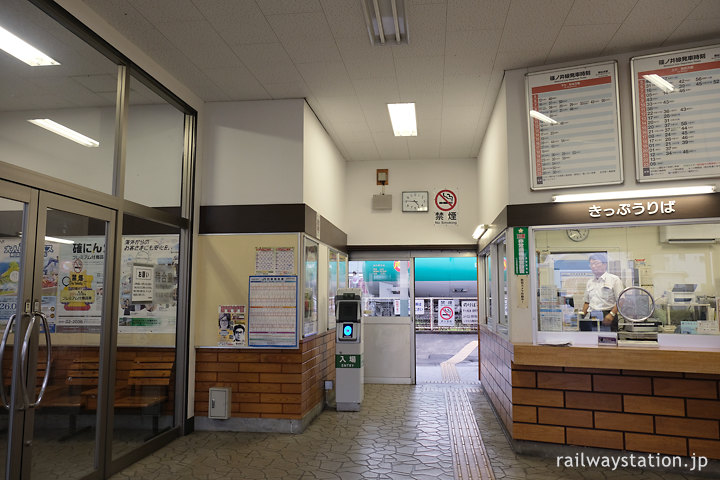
[535,222,720,341]
[125,76,185,207]
[113,214,179,459]
[328,250,338,328]
[0,0,118,194]
[497,238,509,335]
[302,237,318,337]
[348,261,411,317]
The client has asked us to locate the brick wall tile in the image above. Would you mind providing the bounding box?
[231,392,260,403]
[260,353,303,364]
[566,392,622,412]
[512,423,565,443]
[234,383,282,393]
[625,433,688,456]
[594,412,653,433]
[237,363,283,373]
[260,373,302,384]
[197,362,237,372]
[685,373,720,380]
[261,393,301,404]
[564,367,621,375]
[688,439,720,460]
[238,403,283,414]
[513,388,564,407]
[593,375,652,395]
[195,352,217,363]
[654,378,718,399]
[624,395,685,416]
[217,352,261,363]
[656,416,719,439]
[217,372,260,383]
[687,399,720,420]
[513,405,537,423]
[195,371,217,382]
[537,372,591,391]
[538,408,593,428]
[511,370,536,388]
[567,428,623,450]
[622,370,683,378]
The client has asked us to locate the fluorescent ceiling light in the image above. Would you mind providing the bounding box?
[643,74,674,93]
[552,186,716,203]
[472,224,488,240]
[28,119,99,147]
[45,236,74,245]
[387,103,417,136]
[529,110,558,125]
[0,25,59,66]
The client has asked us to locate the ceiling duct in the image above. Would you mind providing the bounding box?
[361,0,408,46]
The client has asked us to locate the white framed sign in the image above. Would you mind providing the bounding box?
[632,44,720,182]
[526,61,623,190]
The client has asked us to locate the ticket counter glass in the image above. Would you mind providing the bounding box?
[535,221,720,345]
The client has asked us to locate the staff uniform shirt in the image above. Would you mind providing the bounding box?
[583,272,623,311]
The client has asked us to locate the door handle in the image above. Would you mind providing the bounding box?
[29,312,51,408]
[20,313,52,408]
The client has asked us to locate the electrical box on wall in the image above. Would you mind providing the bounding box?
[208,387,231,419]
[372,194,392,210]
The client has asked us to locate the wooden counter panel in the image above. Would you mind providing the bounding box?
[513,344,720,375]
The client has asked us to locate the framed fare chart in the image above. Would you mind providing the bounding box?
[248,275,299,348]
[526,61,623,189]
[632,45,720,182]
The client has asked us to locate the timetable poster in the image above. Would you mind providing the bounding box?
[526,61,623,189]
[633,45,720,181]
[248,275,298,348]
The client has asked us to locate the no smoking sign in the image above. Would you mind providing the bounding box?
[438,300,455,326]
[435,190,457,211]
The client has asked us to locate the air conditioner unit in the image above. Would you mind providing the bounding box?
[659,224,720,243]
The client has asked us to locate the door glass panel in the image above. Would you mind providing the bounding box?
[113,215,179,459]
[349,261,411,317]
[31,207,108,480]
[0,0,118,194]
[0,197,25,476]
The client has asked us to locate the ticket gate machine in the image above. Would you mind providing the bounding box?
[335,288,363,411]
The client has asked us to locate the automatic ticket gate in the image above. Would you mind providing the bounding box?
[335,288,363,411]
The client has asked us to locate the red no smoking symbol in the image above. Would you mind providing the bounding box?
[439,306,454,320]
[435,190,457,211]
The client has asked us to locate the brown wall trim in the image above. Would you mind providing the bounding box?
[199,204,347,251]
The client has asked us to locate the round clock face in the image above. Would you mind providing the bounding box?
[567,228,589,242]
[402,191,429,212]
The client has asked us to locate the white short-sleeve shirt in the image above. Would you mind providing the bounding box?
[583,272,623,311]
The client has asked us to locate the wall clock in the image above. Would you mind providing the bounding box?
[566,228,590,242]
[402,191,429,212]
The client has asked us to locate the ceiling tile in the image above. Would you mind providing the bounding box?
[256,0,323,15]
[391,3,446,58]
[192,0,277,45]
[129,0,203,22]
[296,62,355,97]
[202,66,269,100]
[71,74,118,93]
[498,0,574,53]
[155,20,241,69]
[547,24,619,64]
[666,18,720,45]
[233,43,303,84]
[330,121,376,144]
[352,77,400,102]
[315,96,365,124]
[603,0,701,54]
[444,29,501,76]
[372,131,410,159]
[320,0,369,41]
[394,56,445,98]
[446,0,510,31]
[564,0,636,25]
[443,75,490,108]
[263,82,313,99]
[687,0,720,19]
[336,38,397,80]
[342,140,380,161]
[408,129,441,160]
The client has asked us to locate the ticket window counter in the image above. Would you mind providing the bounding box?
[533,221,720,347]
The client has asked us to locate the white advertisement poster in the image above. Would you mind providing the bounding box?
[438,299,455,326]
[461,300,478,325]
[119,235,179,334]
[415,299,425,315]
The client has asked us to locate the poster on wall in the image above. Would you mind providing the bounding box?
[56,236,105,334]
[255,247,295,275]
[0,238,60,331]
[118,235,179,334]
[632,44,720,181]
[438,299,455,326]
[461,300,478,325]
[217,305,246,347]
[248,275,298,348]
[526,61,623,190]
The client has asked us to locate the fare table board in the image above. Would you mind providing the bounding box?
[632,45,720,181]
[526,61,623,190]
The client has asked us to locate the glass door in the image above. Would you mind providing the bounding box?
[0,180,115,479]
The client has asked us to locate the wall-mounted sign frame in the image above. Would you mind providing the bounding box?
[248,275,299,348]
[632,44,720,182]
[526,61,623,190]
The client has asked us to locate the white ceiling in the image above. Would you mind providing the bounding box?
[77,0,720,162]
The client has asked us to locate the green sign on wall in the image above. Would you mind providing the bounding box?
[514,227,529,275]
[335,354,362,368]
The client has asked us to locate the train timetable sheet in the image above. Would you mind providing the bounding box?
[526,61,623,190]
[633,45,720,181]
[248,275,298,348]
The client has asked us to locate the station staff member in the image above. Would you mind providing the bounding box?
[580,253,623,331]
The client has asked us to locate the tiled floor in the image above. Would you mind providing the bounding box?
[110,340,713,480]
